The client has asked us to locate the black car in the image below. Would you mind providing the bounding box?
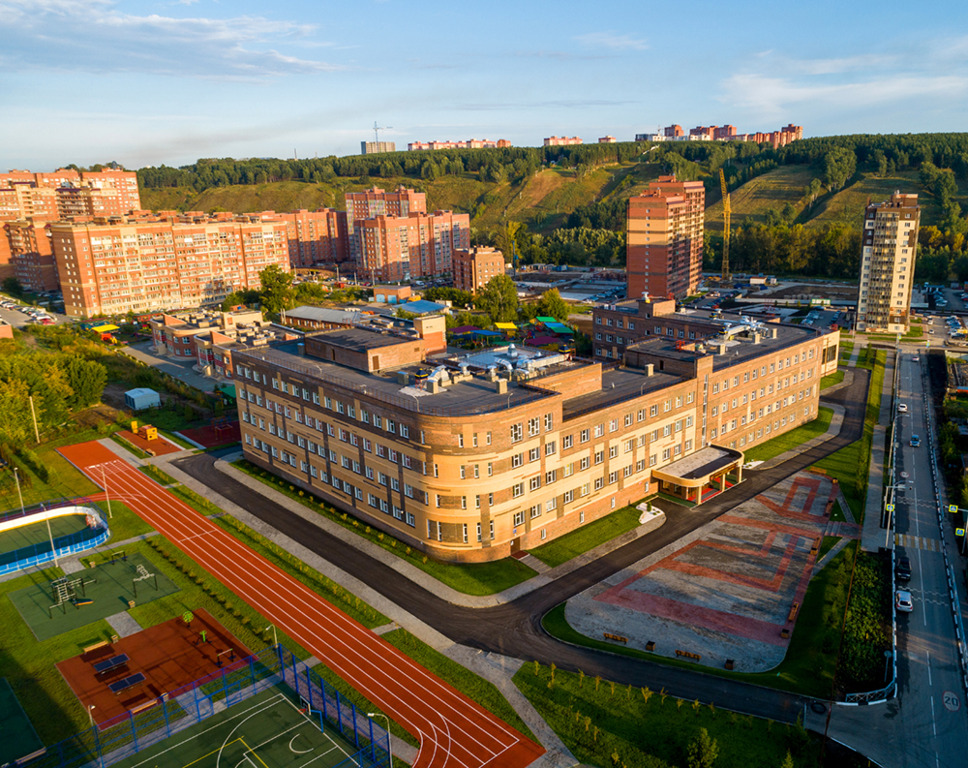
[896,556,912,582]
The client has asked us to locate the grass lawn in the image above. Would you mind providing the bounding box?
[232,460,536,595]
[839,340,855,360]
[529,505,643,568]
[818,535,841,560]
[820,369,845,390]
[540,543,857,699]
[514,663,820,768]
[381,628,535,741]
[743,407,834,463]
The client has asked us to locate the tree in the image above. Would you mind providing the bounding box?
[686,728,720,768]
[536,288,570,322]
[475,274,519,322]
[63,356,107,408]
[2,277,23,297]
[258,265,294,313]
[780,751,795,768]
[822,147,857,191]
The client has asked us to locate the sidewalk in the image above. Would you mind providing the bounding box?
[860,348,895,553]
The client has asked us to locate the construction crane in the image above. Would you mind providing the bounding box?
[719,168,731,282]
[372,121,392,144]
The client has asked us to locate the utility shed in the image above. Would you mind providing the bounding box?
[124,388,161,411]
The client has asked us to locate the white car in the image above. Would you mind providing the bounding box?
[897,403,908,413]
[895,589,914,613]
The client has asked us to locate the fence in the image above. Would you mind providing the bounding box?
[0,503,111,576]
[18,644,390,768]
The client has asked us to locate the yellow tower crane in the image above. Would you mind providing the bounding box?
[719,168,731,282]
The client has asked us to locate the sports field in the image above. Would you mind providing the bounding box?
[0,512,90,556]
[0,677,45,765]
[109,689,371,768]
[9,552,179,641]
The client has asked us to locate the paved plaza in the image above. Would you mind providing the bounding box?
[567,472,858,672]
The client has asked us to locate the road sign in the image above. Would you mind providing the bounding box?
[886,504,895,512]
[949,505,959,514]
[957,528,965,537]
[943,691,961,712]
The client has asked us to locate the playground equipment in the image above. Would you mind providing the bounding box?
[49,575,99,617]
[131,563,158,598]
[130,421,157,441]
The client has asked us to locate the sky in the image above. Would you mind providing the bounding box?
[3,0,968,171]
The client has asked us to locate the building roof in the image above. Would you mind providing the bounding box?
[401,300,447,315]
[285,306,362,325]
[124,387,159,398]
[450,325,480,335]
[312,328,413,352]
[561,367,682,421]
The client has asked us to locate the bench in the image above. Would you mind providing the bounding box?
[675,650,702,661]
[93,654,129,676]
[603,632,629,644]
[788,602,800,622]
[109,673,146,695]
[82,640,111,654]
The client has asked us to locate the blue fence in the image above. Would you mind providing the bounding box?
[17,644,390,768]
[0,505,111,576]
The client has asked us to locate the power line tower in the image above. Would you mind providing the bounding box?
[719,168,731,282]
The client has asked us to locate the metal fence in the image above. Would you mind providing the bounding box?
[0,502,111,576]
[19,644,390,768]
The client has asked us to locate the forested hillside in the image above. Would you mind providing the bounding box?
[135,134,968,282]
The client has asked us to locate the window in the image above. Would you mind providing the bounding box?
[528,417,540,437]
[545,469,557,484]
[544,413,553,431]
[512,482,524,498]
[625,413,633,427]
[594,424,604,438]
[400,424,409,438]
[511,423,523,442]
[563,434,573,449]
[594,450,604,465]
[580,456,590,470]
[594,477,605,490]
[530,504,541,519]
[580,429,590,443]
[529,476,541,491]
[512,453,523,468]
[650,404,658,417]
[529,447,540,462]
[458,433,464,447]
[564,489,575,503]
[513,511,524,526]
[609,419,618,432]
[609,445,618,458]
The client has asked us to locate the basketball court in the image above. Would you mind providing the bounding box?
[178,418,241,449]
[109,689,366,768]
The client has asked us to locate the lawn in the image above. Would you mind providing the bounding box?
[232,460,536,595]
[514,663,820,768]
[743,407,834,463]
[380,629,535,741]
[540,544,857,700]
[529,505,643,568]
[820,369,845,390]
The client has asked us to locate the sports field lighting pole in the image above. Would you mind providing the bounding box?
[264,623,278,648]
[13,466,25,514]
[367,712,392,767]
[88,705,96,729]
[101,465,112,518]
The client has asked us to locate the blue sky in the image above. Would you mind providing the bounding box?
[3,0,967,171]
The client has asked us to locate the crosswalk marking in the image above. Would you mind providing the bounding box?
[895,533,942,552]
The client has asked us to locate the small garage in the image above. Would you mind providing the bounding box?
[124,387,161,411]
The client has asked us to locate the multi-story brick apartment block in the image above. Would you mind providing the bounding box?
[149,308,300,380]
[855,192,920,334]
[598,136,617,144]
[357,210,470,283]
[280,209,348,268]
[4,219,58,292]
[635,124,802,148]
[234,303,837,562]
[544,137,583,147]
[626,175,705,300]
[50,211,290,319]
[345,187,427,265]
[408,139,511,151]
[453,246,505,294]
[360,141,397,155]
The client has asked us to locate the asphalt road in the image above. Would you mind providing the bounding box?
[175,367,870,727]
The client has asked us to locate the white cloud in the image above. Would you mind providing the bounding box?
[0,0,342,78]
[574,31,647,51]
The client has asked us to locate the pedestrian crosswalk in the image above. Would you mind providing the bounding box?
[895,533,942,552]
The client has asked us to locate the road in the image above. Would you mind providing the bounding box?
[174,368,870,729]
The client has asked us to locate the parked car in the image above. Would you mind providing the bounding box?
[895,589,914,613]
[896,556,912,582]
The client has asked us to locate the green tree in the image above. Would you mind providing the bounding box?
[63,356,107,408]
[686,728,720,768]
[536,288,570,322]
[258,265,294,313]
[2,277,23,297]
[822,147,857,191]
[475,274,519,322]
[780,751,795,768]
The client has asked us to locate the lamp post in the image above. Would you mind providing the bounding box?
[264,623,278,648]
[367,712,392,767]
[101,465,113,519]
[882,483,907,549]
[88,705,96,729]
[13,466,25,515]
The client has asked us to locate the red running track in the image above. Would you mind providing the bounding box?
[60,441,544,768]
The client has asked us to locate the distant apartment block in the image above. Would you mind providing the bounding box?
[358,210,470,283]
[408,139,512,151]
[544,137,583,147]
[453,246,506,294]
[50,211,291,319]
[280,208,348,268]
[598,136,617,144]
[626,175,705,300]
[4,219,57,292]
[361,141,397,155]
[345,186,427,265]
[855,193,920,334]
[635,124,803,149]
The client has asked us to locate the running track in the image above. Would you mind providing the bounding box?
[59,441,544,768]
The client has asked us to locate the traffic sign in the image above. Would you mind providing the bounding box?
[957,528,966,537]
[886,504,895,512]
[949,505,958,514]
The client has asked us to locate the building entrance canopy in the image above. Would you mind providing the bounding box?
[651,445,744,505]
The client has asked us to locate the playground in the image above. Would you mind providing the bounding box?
[0,677,45,766]
[178,417,241,449]
[9,551,178,641]
[109,689,366,768]
[57,608,251,724]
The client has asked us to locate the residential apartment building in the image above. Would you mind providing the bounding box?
[855,193,920,334]
[357,210,470,283]
[345,187,427,264]
[626,175,705,300]
[280,208,348,268]
[4,219,58,292]
[452,246,505,294]
[544,137,583,147]
[234,302,837,562]
[635,124,803,148]
[360,141,397,155]
[408,139,511,151]
[50,212,290,318]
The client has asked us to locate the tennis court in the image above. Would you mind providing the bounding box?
[9,552,178,641]
[0,677,45,765]
[110,689,367,768]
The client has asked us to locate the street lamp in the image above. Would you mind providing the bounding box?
[88,705,96,729]
[101,465,113,519]
[12,466,25,514]
[367,712,392,767]
[882,483,908,548]
[264,624,278,648]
